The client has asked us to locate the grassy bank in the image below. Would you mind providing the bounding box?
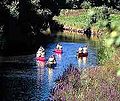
[54,9,89,29]
[54,9,120,32]
[51,49,120,100]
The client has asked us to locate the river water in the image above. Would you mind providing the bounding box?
[0,38,97,101]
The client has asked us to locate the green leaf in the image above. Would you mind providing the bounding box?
[117,69,120,76]
[110,31,118,38]
[105,38,114,47]
[115,36,120,46]
[88,9,95,16]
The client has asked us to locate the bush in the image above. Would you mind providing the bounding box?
[88,6,110,22]
[81,1,91,9]
[87,6,111,31]
[108,7,120,14]
[98,31,115,63]
[98,40,115,64]
[98,22,120,64]
[106,25,120,47]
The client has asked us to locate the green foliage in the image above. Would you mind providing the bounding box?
[55,8,120,32]
[98,39,115,64]
[96,6,110,20]
[81,1,92,9]
[54,10,90,29]
[96,10,120,64]
[106,25,120,47]
[117,69,120,76]
[81,1,91,9]
[98,23,120,64]
[98,34,112,64]
[0,0,61,52]
[107,7,120,14]
[7,1,19,18]
[88,6,110,27]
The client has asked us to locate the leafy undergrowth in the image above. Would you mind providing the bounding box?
[50,49,120,101]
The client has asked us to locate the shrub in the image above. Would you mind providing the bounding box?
[108,7,120,14]
[81,1,91,9]
[106,25,120,47]
[98,38,115,64]
[98,22,120,64]
[88,6,110,24]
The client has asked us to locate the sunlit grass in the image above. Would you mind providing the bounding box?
[54,9,120,31]
[54,10,89,29]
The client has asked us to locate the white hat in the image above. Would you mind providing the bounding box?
[79,47,82,50]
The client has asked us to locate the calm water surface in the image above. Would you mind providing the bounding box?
[1,41,97,101]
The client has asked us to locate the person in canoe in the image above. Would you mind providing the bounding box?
[56,43,60,49]
[47,55,56,68]
[59,44,62,50]
[78,47,83,53]
[36,46,45,57]
[77,47,83,58]
[39,46,45,52]
[77,45,88,58]
[56,43,62,50]
[82,45,88,54]
[55,43,63,54]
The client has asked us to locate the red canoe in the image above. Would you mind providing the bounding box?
[78,53,88,58]
[54,49,63,54]
[36,57,46,61]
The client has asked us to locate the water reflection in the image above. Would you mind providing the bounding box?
[83,57,87,65]
[48,68,53,86]
[36,61,45,68]
[78,57,88,68]
[78,58,82,67]
[37,67,45,83]
[55,53,62,61]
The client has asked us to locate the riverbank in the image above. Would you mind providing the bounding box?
[54,9,120,37]
[50,48,120,100]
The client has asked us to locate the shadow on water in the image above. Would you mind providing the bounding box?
[0,32,98,101]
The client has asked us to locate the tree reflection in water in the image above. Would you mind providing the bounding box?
[48,68,53,86]
[36,61,45,68]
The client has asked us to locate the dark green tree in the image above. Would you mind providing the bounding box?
[0,0,61,55]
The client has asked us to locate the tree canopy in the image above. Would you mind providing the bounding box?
[0,0,120,55]
[0,0,60,55]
